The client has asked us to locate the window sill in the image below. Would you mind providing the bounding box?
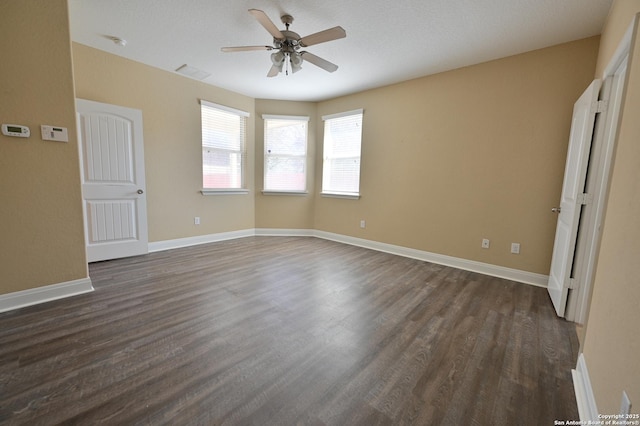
[201,188,249,195]
[262,190,309,196]
[320,192,360,200]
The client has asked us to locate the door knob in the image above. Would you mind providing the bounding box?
[137,189,144,194]
[551,207,561,213]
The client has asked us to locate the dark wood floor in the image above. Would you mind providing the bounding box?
[0,236,579,425]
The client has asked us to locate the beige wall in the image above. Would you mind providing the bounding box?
[582,0,640,415]
[315,37,600,274]
[254,100,317,229]
[73,37,601,276]
[0,0,87,295]
[72,44,256,242]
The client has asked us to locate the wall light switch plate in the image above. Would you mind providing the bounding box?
[41,125,68,142]
[511,243,521,254]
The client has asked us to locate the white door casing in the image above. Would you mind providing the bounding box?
[547,79,601,317]
[77,99,148,262]
[564,26,631,323]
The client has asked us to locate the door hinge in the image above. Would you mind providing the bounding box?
[577,193,593,205]
[568,278,578,290]
[592,100,608,114]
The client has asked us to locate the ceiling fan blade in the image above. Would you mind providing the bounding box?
[221,45,273,52]
[299,26,346,47]
[300,52,338,73]
[249,9,285,41]
[267,65,281,77]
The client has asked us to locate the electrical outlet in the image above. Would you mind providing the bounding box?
[620,391,631,415]
[194,217,200,225]
[360,220,366,229]
[482,239,490,249]
[511,243,520,254]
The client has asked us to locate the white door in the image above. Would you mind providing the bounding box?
[547,80,601,317]
[77,99,148,262]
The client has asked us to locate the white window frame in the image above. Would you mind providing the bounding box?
[321,109,364,199]
[262,114,309,195]
[200,100,249,195]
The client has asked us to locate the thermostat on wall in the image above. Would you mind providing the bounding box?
[2,124,30,138]
[41,125,69,142]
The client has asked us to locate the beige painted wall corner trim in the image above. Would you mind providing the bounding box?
[0,278,94,314]
[313,230,549,287]
[572,354,599,421]
[147,229,255,252]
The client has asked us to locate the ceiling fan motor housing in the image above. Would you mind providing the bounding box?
[275,30,302,53]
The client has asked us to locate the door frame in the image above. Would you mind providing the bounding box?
[564,19,633,323]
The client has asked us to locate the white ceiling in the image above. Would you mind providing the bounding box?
[68,0,612,102]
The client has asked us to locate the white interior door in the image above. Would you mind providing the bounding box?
[547,80,601,317]
[77,99,148,262]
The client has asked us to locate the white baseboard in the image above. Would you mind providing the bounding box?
[0,278,94,313]
[148,229,255,252]
[572,353,599,421]
[148,228,548,288]
[254,229,548,287]
[255,228,314,237]
[312,230,549,287]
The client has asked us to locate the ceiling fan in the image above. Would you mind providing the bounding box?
[221,9,346,77]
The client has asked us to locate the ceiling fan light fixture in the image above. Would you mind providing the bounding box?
[270,51,285,74]
[290,52,303,73]
[271,51,285,66]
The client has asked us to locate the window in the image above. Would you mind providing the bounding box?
[200,100,249,194]
[321,109,364,198]
[263,115,309,193]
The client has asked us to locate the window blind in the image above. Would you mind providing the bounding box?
[200,100,248,190]
[321,109,363,196]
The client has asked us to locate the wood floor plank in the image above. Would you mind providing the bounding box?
[0,236,579,425]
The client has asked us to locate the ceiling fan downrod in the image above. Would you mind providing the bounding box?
[281,14,293,30]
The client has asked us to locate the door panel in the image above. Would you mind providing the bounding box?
[77,99,148,262]
[547,80,601,317]
[86,200,137,243]
[83,113,133,182]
